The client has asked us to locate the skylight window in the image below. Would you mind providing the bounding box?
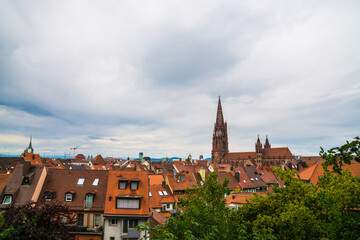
[149,192,152,197]
[77,178,85,185]
[158,191,163,196]
[163,191,168,196]
[255,177,258,180]
[243,179,246,183]
[250,178,254,181]
[92,178,99,186]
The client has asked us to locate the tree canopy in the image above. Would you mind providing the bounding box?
[145,138,360,240]
[0,201,75,240]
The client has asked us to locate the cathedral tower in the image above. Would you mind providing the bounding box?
[211,96,228,164]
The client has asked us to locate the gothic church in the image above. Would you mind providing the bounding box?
[211,97,294,167]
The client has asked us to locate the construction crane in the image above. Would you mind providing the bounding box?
[70,146,87,157]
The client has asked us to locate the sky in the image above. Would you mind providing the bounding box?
[0,0,359,159]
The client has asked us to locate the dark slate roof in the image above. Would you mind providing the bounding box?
[0,157,26,173]
[243,166,267,188]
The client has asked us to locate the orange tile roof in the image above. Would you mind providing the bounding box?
[149,185,175,209]
[226,192,266,204]
[299,163,360,185]
[150,208,166,225]
[0,173,11,190]
[166,173,197,191]
[149,175,165,185]
[104,171,149,216]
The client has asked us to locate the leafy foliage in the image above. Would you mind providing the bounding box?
[146,138,360,240]
[320,136,360,174]
[0,201,75,240]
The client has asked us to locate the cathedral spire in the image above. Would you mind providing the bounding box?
[255,135,262,153]
[264,135,271,149]
[211,96,228,164]
[215,96,224,126]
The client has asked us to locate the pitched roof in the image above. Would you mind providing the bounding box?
[217,172,240,190]
[257,169,279,185]
[234,167,256,189]
[39,169,108,211]
[104,171,149,216]
[264,148,293,158]
[149,185,175,209]
[0,157,26,173]
[149,175,164,185]
[1,164,45,207]
[223,152,256,160]
[150,208,166,225]
[0,174,11,191]
[166,173,197,191]
[299,163,360,185]
[226,192,266,205]
[243,166,268,188]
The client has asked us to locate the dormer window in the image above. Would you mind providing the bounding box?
[2,195,12,204]
[118,179,128,190]
[77,178,85,186]
[44,191,55,202]
[65,193,73,202]
[22,177,30,185]
[92,178,99,186]
[130,179,140,190]
[85,194,94,208]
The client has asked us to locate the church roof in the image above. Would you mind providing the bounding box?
[264,147,293,158]
[223,152,256,160]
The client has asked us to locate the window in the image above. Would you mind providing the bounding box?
[200,181,204,185]
[94,214,100,227]
[130,181,139,190]
[243,179,246,183]
[22,177,30,185]
[158,191,163,196]
[123,219,138,233]
[77,213,84,226]
[77,178,85,186]
[92,178,99,186]
[118,179,128,189]
[65,193,73,202]
[255,177,258,180]
[167,204,170,209]
[163,191,168,196]
[110,218,118,225]
[2,195,12,204]
[116,198,141,209]
[110,237,115,240]
[44,192,53,202]
[85,194,93,208]
[250,178,254,181]
[149,192,152,197]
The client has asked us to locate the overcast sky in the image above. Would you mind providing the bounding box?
[0,0,359,159]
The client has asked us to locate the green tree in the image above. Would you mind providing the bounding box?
[320,136,360,174]
[145,171,246,240]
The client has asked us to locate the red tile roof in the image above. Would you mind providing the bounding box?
[224,152,256,160]
[39,169,108,211]
[265,148,293,158]
[217,172,240,191]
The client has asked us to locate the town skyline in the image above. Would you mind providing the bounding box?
[1,1,359,158]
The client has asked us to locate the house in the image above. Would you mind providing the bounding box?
[0,157,26,173]
[103,171,149,240]
[38,169,109,240]
[226,192,266,209]
[216,172,241,191]
[299,162,360,185]
[165,172,197,197]
[242,166,268,192]
[233,167,256,192]
[0,163,47,208]
[149,184,176,215]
